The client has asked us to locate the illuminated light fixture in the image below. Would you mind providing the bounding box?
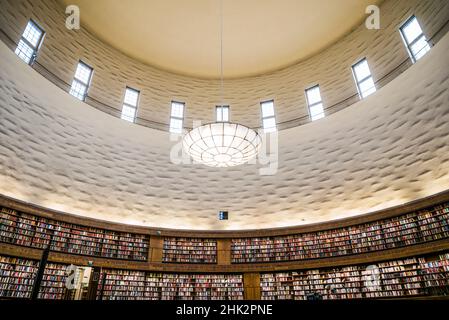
[182,0,261,167]
[183,122,261,167]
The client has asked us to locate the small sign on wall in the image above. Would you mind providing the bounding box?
[218,211,228,220]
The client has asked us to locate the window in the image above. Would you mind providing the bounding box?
[399,16,431,63]
[170,101,185,133]
[352,58,376,99]
[305,85,325,121]
[15,20,45,65]
[121,87,140,122]
[216,105,230,122]
[69,61,93,101]
[261,100,276,132]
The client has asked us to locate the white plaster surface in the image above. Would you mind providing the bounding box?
[1,32,449,230]
[0,0,448,129]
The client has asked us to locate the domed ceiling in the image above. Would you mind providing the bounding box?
[1,32,449,230]
[59,0,381,78]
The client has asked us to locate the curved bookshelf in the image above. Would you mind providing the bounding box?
[97,271,243,300]
[1,252,449,300]
[1,191,449,300]
[162,238,217,264]
[0,207,149,262]
[2,192,449,266]
[260,253,449,300]
[231,203,449,263]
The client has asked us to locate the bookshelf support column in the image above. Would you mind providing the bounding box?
[31,246,50,300]
[217,239,231,265]
[243,273,261,300]
[149,236,163,263]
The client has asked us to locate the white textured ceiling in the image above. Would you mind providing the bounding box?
[0,34,449,230]
[59,0,381,78]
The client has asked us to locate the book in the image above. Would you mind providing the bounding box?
[97,270,243,300]
[232,203,449,263]
[162,238,217,264]
[261,253,449,300]
[0,255,39,299]
[0,207,149,261]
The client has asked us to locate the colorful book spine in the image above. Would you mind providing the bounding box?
[162,238,217,264]
[97,270,243,300]
[261,254,449,300]
[232,203,449,263]
[0,207,149,261]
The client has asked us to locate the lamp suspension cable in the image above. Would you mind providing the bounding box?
[219,0,224,108]
[181,0,261,168]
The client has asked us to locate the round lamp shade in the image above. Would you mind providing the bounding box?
[182,122,262,167]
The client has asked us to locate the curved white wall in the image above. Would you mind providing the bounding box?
[0,0,448,130]
[1,31,449,230]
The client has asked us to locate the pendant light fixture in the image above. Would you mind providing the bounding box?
[182,0,261,167]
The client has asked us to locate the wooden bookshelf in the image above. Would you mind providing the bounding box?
[1,252,449,300]
[2,190,449,239]
[0,256,38,299]
[260,253,449,300]
[419,253,449,296]
[38,262,69,299]
[0,207,149,261]
[162,238,217,264]
[97,270,243,300]
[0,255,69,300]
[232,203,449,263]
[97,269,147,300]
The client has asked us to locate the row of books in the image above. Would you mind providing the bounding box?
[38,263,69,300]
[0,255,71,300]
[97,270,243,300]
[0,256,39,298]
[1,254,447,301]
[2,204,448,266]
[162,238,217,263]
[0,207,149,261]
[260,253,449,300]
[419,253,449,291]
[232,203,449,263]
[1,210,148,242]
